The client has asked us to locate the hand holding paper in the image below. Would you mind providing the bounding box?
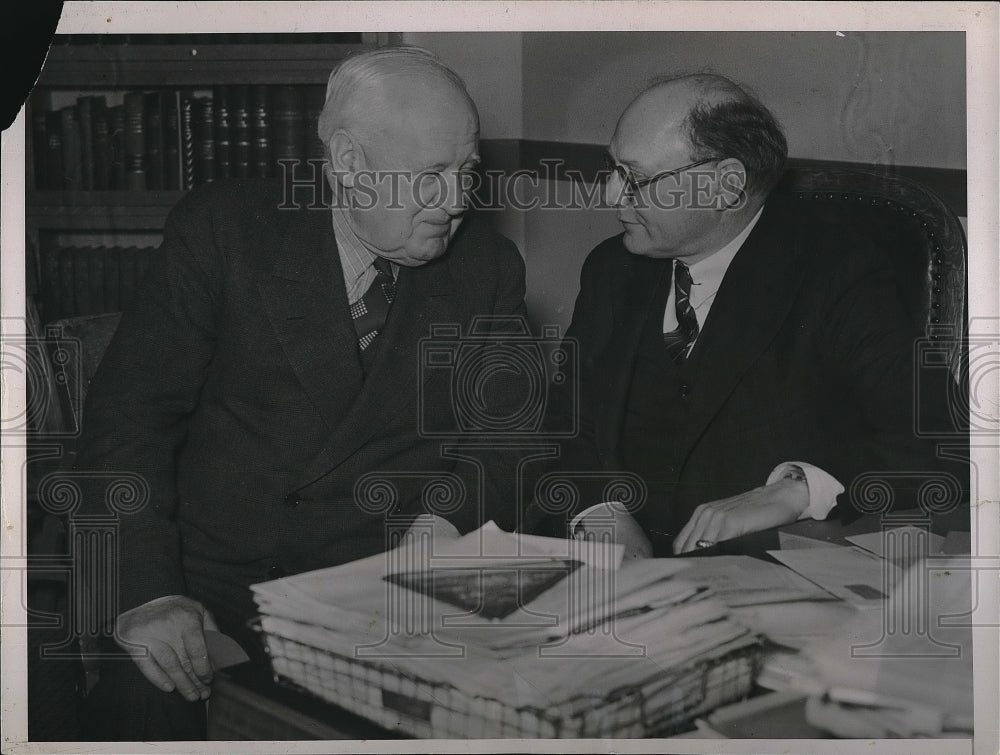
[116,594,218,701]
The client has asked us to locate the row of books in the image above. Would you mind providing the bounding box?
[31,84,327,192]
[39,245,157,323]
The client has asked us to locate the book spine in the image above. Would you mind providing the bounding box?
[231,84,251,178]
[271,86,304,179]
[41,245,61,322]
[304,85,327,169]
[58,247,76,320]
[77,96,95,190]
[72,248,91,317]
[180,95,196,190]
[212,85,232,180]
[46,113,64,190]
[163,91,181,190]
[60,106,84,190]
[123,92,146,191]
[31,102,49,189]
[134,247,153,289]
[86,246,105,314]
[194,96,216,186]
[118,247,137,312]
[144,91,165,190]
[251,84,270,178]
[108,105,127,190]
[91,96,112,190]
[103,246,121,313]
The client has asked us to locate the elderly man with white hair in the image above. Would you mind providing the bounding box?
[76,47,526,740]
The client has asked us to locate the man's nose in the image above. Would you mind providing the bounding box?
[442,170,469,216]
[605,172,630,208]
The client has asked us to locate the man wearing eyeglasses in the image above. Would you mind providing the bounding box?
[529,73,959,557]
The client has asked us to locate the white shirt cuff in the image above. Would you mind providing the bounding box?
[766,461,844,521]
[569,501,631,534]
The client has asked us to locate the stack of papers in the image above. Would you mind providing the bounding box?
[758,525,975,738]
[251,522,759,712]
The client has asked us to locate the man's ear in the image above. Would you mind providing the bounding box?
[328,130,362,188]
[715,158,747,210]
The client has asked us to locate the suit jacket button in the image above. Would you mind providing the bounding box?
[679,383,690,398]
[283,492,300,507]
[268,564,286,579]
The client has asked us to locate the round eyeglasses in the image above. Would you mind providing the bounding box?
[604,154,722,198]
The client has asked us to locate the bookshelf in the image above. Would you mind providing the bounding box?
[26,33,393,323]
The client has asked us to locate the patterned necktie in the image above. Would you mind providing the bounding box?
[351,257,396,355]
[662,260,699,363]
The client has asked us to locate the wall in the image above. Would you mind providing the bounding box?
[522,31,966,169]
[401,32,526,253]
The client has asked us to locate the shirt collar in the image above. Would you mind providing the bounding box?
[331,205,379,287]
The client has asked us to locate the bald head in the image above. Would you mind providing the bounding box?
[619,74,747,132]
[608,74,787,261]
[318,46,481,267]
[614,73,787,200]
[318,47,479,161]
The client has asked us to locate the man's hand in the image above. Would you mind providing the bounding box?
[576,506,653,560]
[672,477,809,554]
[116,595,219,702]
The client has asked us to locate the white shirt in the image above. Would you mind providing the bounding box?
[662,207,762,345]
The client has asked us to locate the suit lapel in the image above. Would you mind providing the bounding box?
[296,250,459,489]
[256,204,365,432]
[675,203,807,456]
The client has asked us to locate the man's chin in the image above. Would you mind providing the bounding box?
[621,228,645,255]
[400,238,451,266]
[621,232,668,259]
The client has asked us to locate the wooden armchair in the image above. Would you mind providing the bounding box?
[775,166,967,382]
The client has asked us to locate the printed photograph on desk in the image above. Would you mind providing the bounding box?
[1,2,997,755]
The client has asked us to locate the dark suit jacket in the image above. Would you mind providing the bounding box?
[531,195,964,551]
[76,179,527,628]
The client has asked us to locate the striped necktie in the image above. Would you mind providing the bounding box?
[662,261,699,363]
[351,257,396,356]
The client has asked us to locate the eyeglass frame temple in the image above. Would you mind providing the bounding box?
[604,155,723,195]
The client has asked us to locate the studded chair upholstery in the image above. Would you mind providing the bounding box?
[774,166,967,381]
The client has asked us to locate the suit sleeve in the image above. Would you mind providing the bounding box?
[75,190,223,615]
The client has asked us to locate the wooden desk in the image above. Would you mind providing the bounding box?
[207,508,970,740]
